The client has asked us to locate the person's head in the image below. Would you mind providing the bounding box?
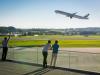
[48,40,51,44]
[55,40,58,44]
[4,37,7,40]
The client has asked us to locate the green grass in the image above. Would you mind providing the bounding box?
[0,35,100,47]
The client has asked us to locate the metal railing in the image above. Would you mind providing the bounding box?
[0,47,100,73]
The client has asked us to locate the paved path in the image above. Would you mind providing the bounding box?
[0,60,86,75]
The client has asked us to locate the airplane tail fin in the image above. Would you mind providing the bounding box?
[84,13,89,18]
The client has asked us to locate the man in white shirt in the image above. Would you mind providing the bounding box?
[2,35,10,61]
[42,40,51,68]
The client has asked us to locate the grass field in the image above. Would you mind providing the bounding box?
[0,35,100,47]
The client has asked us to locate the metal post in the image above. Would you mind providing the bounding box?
[13,47,14,60]
[68,51,70,68]
[37,47,38,64]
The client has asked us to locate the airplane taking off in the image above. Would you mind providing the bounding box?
[55,10,89,20]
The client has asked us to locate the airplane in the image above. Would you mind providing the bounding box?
[55,10,89,20]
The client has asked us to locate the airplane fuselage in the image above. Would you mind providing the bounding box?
[55,10,89,19]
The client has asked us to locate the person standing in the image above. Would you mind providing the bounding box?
[2,35,10,61]
[42,40,51,68]
[50,40,59,68]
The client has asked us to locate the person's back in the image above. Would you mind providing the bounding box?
[43,43,51,52]
[2,36,10,61]
[2,38,8,47]
[50,40,59,67]
[52,43,59,53]
[42,40,51,68]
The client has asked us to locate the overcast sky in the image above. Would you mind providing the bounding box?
[0,0,100,29]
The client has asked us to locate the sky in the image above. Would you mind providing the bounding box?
[0,0,100,29]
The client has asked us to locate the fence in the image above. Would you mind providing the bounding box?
[0,47,100,73]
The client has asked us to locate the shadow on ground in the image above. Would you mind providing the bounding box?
[3,59,100,75]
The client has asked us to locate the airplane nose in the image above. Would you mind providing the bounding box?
[55,10,59,13]
[55,10,57,13]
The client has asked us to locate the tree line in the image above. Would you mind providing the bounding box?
[0,26,100,35]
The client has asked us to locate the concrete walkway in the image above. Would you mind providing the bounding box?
[0,60,87,75]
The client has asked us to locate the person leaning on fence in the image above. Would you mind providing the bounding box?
[2,35,10,61]
[42,40,52,68]
[50,40,59,68]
